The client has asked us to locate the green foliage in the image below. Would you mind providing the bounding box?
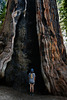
[56,0,62,4]
[57,0,67,33]
[57,0,67,52]
[0,0,7,30]
[60,0,67,32]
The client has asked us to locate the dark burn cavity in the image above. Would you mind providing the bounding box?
[27,0,48,94]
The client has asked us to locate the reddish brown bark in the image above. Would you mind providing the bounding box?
[36,0,67,96]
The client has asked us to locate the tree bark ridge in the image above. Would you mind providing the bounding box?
[36,0,67,96]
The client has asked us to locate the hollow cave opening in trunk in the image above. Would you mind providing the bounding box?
[27,0,49,94]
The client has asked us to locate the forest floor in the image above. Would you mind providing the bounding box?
[0,86,67,100]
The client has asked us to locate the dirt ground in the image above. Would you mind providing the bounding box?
[0,86,67,100]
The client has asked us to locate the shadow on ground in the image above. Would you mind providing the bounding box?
[0,86,67,100]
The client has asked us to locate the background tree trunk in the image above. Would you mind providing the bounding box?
[0,0,67,96]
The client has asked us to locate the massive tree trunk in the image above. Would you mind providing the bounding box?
[0,0,67,96]
[36,0,67,96]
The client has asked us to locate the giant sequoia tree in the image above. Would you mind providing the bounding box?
[0,0,67,96]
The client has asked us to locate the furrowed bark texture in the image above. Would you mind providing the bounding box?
[0,0,67,96]
[0,0,28,77]
[0,0,29,90]
[36,0,67,96]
